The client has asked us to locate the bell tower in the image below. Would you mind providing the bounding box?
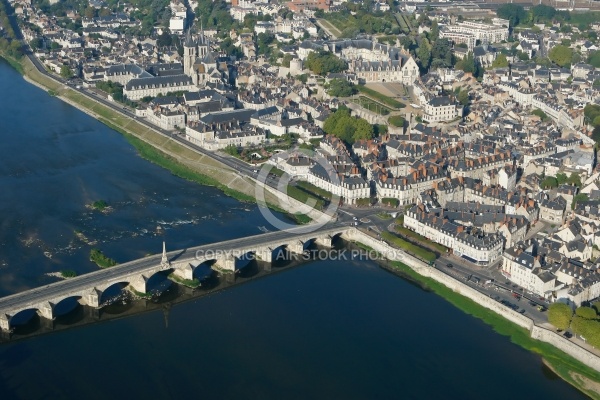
[183,29,196,77]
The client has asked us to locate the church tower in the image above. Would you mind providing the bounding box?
[183,29,196,77]
[198,22,209,58]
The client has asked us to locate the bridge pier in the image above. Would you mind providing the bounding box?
[0,314,10,332]
[87,306,100,321]
[85,288,101,308]
[130,275,149,294]
[216,254,236,272]
[40,316,54,331]
[174,263,195,281]
[255,248,274,263]
[288,240,305,255]
[316,235,333,248]
[37,301,54,321]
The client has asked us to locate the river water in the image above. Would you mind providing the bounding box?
[0,60,589,399]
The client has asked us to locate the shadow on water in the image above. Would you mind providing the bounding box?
[0,241,434,344]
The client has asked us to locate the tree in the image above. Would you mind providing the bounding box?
[575,306,598,320]
[325,79,356,97]
[430,38,453,68]
[29,38,43,51]
[549,45,573,68]
[571,316,600,348]
[531,4,556,23]
[455,52,476,74]
[589,51,600,68]
[416,37,431,71]
[532,108,548,121]
[84,6,96,18]
[223,145,239,156]
[221,37,243,59]
[430,20,439,42]
[323,107,373,143]
[491,53,509,68]
[305,50,347,75]
[60,65,74,79]
[156,30,173,47]
[556,173,568,185]
[353,118,374,141]
[540,176,558,189]
[548,303,573,330]
[497,4,527,27]
[281,54,294,68]
[572,193,589,210]
[567,173,582,188]
[457,89,469,106]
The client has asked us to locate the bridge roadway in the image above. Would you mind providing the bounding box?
[0,222,352,328]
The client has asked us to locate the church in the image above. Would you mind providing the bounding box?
[183,29,231,87]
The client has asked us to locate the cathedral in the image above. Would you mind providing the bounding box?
[183,29,229,87]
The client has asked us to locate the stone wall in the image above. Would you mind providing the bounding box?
[531,325,600,371]
[353,230,600,372]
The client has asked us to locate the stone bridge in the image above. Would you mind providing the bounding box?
[0,223,356,331]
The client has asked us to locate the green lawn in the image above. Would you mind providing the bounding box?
[357,85,405,109]
[296,181,333,201]
[394,222,448,254]
[353,96,392,115]
[381,231,436,263]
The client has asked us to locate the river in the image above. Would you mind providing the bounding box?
[0,59,590,399]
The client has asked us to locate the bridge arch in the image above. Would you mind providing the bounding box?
[144,270,173,295]
[192,261,214,281]
[8,308,40,331]
[98,281,130,306]
[53,295,82,317]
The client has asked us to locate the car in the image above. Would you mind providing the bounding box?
[519,309,526,314]
[353,216,357,221]
[446,263,453,268]
[564,331,573,338]
[529,301,537,307]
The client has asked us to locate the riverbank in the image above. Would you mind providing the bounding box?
[351,229,600,399]
[1,54,311,224]
[382,259,600,399]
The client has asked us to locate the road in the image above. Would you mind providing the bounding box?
[0,221,350,311]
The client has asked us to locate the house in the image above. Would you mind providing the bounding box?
[539,196,567,224]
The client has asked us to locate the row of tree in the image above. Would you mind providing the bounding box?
[498,3,600,33]
[584,104,600,145]
[548,303,600,348]
[0,0,23,60]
